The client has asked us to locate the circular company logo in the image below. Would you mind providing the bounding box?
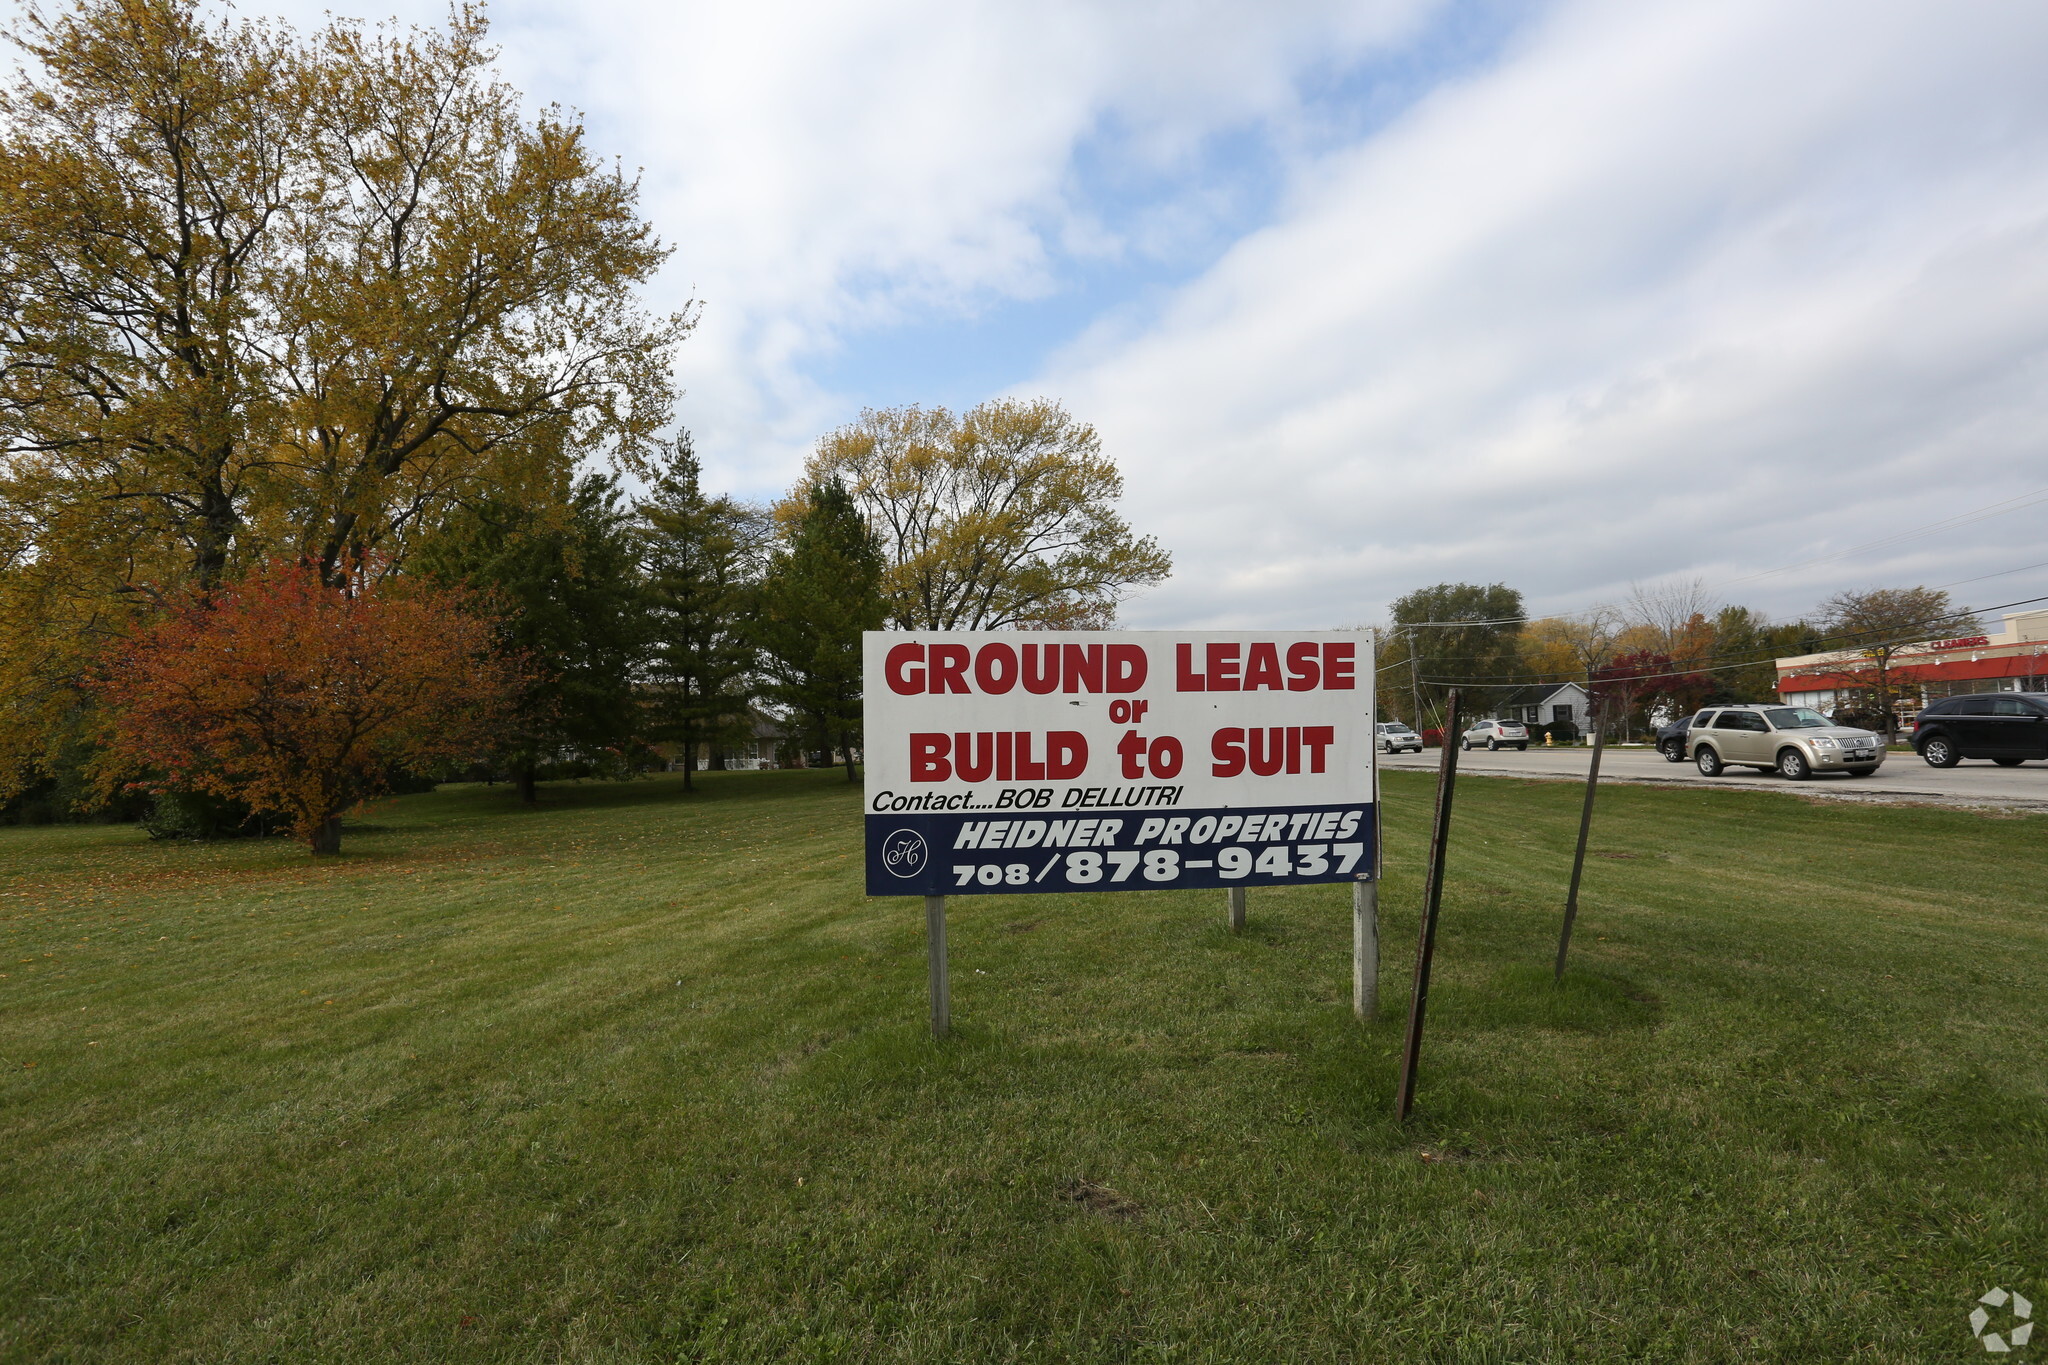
[1972,1287,2034,1354]
[881,828,930,880]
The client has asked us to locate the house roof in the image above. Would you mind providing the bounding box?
[1489,681,1587,710]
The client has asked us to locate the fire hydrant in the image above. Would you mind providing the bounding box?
[1544,732,1555,747]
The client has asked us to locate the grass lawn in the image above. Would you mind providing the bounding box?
[3,768,2045,1362]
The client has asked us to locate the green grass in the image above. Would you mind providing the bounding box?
[3,769,2045,1362]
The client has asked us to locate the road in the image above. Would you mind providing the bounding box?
[1377,743,2048,809]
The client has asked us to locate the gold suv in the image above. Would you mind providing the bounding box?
[1687,704,1885,780]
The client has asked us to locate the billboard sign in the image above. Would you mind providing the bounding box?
[863,631,1375,896]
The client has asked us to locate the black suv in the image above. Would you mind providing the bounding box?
[1911,692,2048,767]
[1654,714,1701,763]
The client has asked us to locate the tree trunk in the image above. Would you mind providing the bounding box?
[843,733,858,783]
[515,764,537,805]
[310,816,342,855]
[192,470,239,593]
[316,510,357,590]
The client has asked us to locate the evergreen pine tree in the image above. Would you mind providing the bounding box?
[414,473,651,802]
[640,443,765,789]
[756,480,887,782]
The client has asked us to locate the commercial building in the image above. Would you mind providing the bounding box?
[1775,608,2048,720]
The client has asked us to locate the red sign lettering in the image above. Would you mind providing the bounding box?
[1322,642,1355,689]
[909,731,1088,783]
[1208,724,1336,777]
[886,642,925,695]
[1285,641,1320,691]
[929,644,971,693]
[885,640,1151,695]
[1178,640,1356,691]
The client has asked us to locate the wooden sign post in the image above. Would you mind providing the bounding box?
[1353,877,1378,1019]
[926,894,950,1039]
[1354,722,1383,1019]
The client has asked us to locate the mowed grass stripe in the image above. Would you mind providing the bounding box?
[2,767,2044,1362]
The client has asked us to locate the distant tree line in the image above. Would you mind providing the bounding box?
[1375,579,1978,741]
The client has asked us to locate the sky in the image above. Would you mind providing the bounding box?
[248,0,2048,630]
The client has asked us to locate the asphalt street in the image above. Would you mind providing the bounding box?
[1377,743,2048,809]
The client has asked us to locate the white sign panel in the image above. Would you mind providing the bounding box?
[863,631,1375,896]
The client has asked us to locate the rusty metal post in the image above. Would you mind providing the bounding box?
[1397,688,1461,1121]
[1555,700,1606,981]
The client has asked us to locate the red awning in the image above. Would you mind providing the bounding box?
[1779,651,2048,691]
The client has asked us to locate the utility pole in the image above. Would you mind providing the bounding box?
[1407,626,1427,733]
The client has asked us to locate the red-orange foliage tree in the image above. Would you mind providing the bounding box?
[1590,648,1714,740]
[94,562,523,853]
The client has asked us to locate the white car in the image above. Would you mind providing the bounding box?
[1376,722,1423,753]
[1461,719,1529,751]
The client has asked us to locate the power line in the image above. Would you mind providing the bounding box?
[1405,592,2048,691]
[1367,539,2048,649]
[1931,560,2048,593]
[1372,569,2046,679]
[1711,482,2048,590]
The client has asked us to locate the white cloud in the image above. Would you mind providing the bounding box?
[234,0,1437,493]
[463,0,1442,493]
[1041,0,2048,626]
[190,0,2048,628]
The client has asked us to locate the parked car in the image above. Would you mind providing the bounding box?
[1653,714,1707,763]
[1687,704,1883,780]
[1375,722,1424,754]
[1460,718,1529,751]
[1911,692,2048,767]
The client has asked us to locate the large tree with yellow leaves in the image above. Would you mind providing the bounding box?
[798,398,1170,632]
[0,0,686,798]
